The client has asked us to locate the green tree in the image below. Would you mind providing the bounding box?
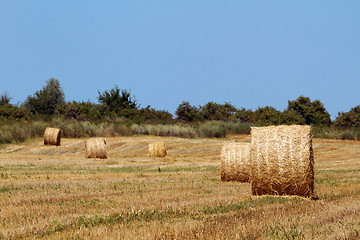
[0,105,26,120]
[252,106,283,125]
[200,102,237,121]
[56,101,102,121]
[24,78,65,114]
[334,105,360,128]
[175,101,202,122]
[137,106,174,123]
[287,96,331,125]
[98,86,138,114]
[233,108,253,123]
[0,92,11,105]
[281,109,305,125]
[0,92,26,120]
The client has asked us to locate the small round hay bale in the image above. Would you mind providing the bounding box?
[250,125,314,198]
[221,142,251,182]
[85,138,107,159]
[149,142,167,157]
[43,127,61,146]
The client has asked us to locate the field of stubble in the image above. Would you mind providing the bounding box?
[0,135,359,239]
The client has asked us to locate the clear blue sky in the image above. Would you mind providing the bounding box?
[1,1,359,119]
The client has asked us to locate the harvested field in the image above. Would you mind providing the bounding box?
[0,135,359,239]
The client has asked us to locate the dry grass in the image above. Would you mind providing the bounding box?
[0,135,359,239]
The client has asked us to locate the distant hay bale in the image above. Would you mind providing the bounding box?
[149,142,167,157]
[85,138,107,159]
[221,142,251,182]
[250,125,314,198]
[43,127,61,146]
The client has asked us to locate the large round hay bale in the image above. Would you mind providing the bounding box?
[43,127,61,146]
[221,142,251,182]
[85,138,107,159]
[149,142,166,157]
[250,125,314,198]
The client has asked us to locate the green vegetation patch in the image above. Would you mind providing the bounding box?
[31,196,310,238]
[202,196,306,214]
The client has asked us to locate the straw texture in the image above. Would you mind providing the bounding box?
[43,127,61,146]
[149,142,167,157]
[250,125,314,198]
[85,138,107,159]
[221,142,251,182]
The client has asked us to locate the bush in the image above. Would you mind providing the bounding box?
[0,122,32,144]
[2,118,360,145]
[0,105,27,120]
[24,78,65,115]
[98,86,138,114]
[287,96,331,126]
[56,101,102,121]
[130,124,196,138]
[200,102,237,121]
[341,130,356,140]
[175,101,203,122]
[226,122,252,134]
[334,105,360,128]
[0,127,13,144]
[198,122,226,138]
[311,126,360,140]
[251,107,283,125]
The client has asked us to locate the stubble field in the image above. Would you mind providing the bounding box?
[0,135,359,239]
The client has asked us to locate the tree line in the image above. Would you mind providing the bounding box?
[1,78,359,128]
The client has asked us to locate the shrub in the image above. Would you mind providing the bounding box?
[175,101,203,122]
[251,107,283,125]
[200,102,237,121]
[334,105,360,128]
[24,78,65,115]
[198,121,227,138]
[98,86,138,114]
[287,96,331,126]
[0,105,27,120]
[341,130,356,140]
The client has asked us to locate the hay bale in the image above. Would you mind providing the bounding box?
[221,142,251,182]
[43,127,61,146]
[85,138,107,159]
[250,125,314,198]
[149,142,167,157]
